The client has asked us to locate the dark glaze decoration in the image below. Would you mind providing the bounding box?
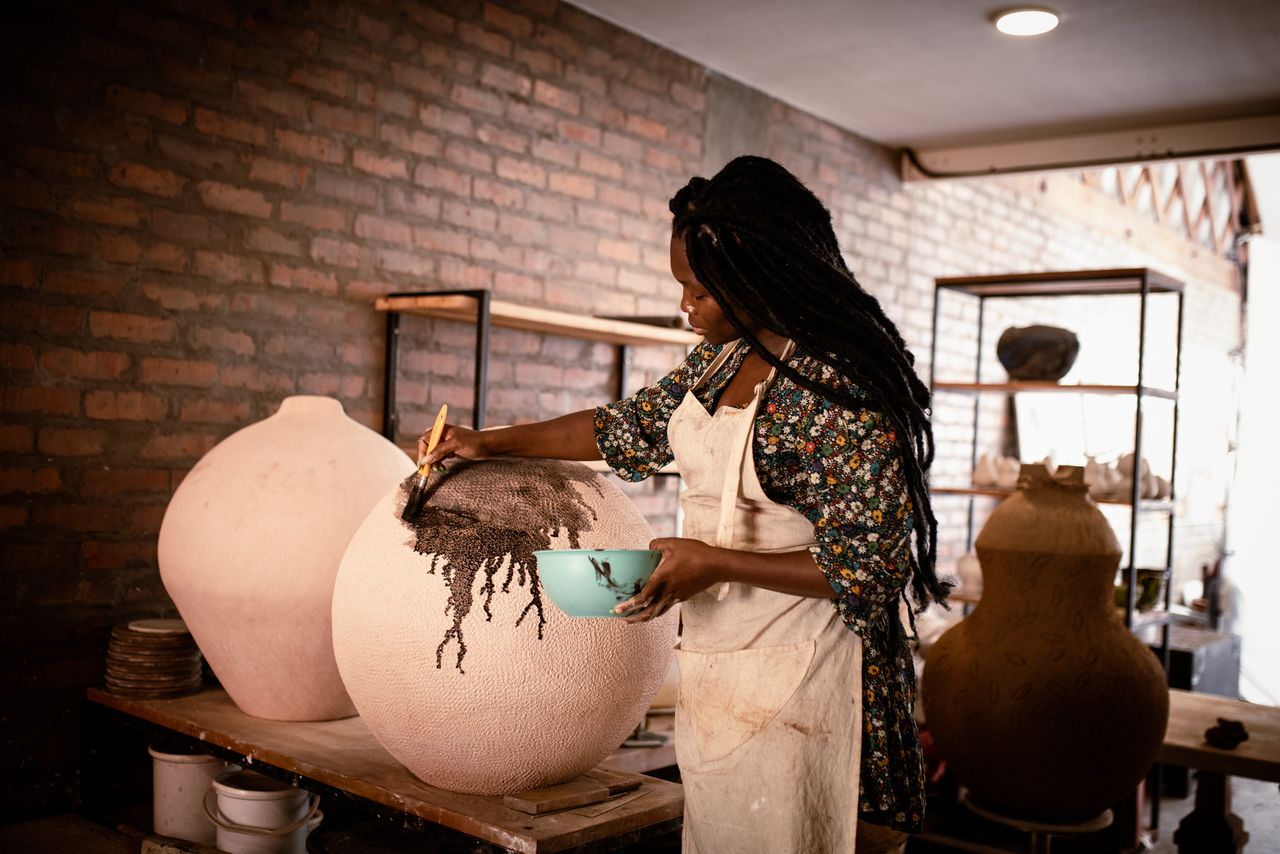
[397,457,603,672]
[586,555,646,602]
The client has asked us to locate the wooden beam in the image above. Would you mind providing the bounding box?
[1162,172,1183,224]
[1179,164,1197,242]
[1200,161,1221,252]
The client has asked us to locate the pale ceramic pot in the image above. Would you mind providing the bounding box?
[922,464,1169,822]
[332,457,678,795]
[159,396,414,721]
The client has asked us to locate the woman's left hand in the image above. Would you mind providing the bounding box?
[616,537,724,622]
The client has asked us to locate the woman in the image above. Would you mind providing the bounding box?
[420,156,948,853]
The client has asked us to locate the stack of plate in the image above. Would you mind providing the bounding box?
[104,619,204,699]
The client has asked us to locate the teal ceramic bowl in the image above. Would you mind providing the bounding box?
[533,549,661,618]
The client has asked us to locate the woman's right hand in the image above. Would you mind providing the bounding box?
[419,424,491,466]
[415,410,602,466]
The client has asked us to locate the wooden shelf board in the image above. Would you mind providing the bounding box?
[931,485,1173,511]
[87,688,683,854]
[602,713,675,776]
[931,485,1013,500]
[932,381,1176,399]
[944,597,1176,629]
[1129,609,1177,630]
[935,268,1184,297]
[377,295,701,348]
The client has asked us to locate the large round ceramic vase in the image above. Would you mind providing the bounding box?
[331,457,678,794]
[158,396,414,721]
[922,464,1168,822]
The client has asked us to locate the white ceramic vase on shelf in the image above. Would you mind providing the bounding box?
[994,457,1021,491]
[956,552,983,597]
[972,454,999,487]
[331,457,678,795]
[158,396,414,721]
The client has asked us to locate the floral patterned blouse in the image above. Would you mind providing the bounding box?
[593,339,925,833]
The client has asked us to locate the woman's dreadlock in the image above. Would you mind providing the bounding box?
[670,155,951,615]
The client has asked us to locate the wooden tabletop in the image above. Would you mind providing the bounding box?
[88,688,682,853]
[601,712,676,776]
[1159,688,1280,783]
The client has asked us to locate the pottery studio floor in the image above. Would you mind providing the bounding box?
[305,771,1279,853]
[1,776,1275,852]
[905,774,1280,853]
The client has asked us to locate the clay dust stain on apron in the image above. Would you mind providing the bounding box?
[397,458,602,672]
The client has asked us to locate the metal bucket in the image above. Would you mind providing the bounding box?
[203,769,321,854]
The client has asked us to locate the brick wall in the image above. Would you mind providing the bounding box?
[759,109,1239,585]
[0,0,1241,818]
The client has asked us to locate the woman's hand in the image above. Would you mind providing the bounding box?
[617,537,725,622]
[418,424,491,466]
[415,410,603,466]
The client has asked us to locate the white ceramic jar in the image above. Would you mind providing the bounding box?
[149,744,229,843]
[158,396,414,721]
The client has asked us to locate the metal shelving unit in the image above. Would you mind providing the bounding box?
[928,267,1185,632]
[928,267,1187,837]
[375,288,698,473]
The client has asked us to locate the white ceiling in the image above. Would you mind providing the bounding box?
[568,0,1280,150]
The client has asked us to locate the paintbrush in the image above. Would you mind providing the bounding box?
[401,403,448,523]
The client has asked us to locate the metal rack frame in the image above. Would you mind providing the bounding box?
[928,267,1185,629]
[928,267,1187,837]
[382,289,492,436]
[377,288,694,478]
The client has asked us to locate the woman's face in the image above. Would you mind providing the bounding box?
[671,234,741,345]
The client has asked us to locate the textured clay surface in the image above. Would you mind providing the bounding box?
[923,465,1169,822]
[332,457,678,795]
[400,458,604,670]
[158,396,414,721]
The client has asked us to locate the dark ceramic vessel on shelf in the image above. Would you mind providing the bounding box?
[996,324,1080,381]
[922,464,1169,823]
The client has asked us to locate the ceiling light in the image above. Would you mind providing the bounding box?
[992,7,1060,36]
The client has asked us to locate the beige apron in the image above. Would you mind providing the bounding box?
[668,340,863,854]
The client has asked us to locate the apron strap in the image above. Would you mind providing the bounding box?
[690,339,742,393]
[755,339,796,399]
[713,340,796,551]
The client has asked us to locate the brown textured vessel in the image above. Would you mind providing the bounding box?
[923,464,1169,822]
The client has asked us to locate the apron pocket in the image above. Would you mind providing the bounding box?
[675,638,816,769]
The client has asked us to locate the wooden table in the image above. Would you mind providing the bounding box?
[602,712,676,775]
[1157,689,1280,853]
[88,688,682,853]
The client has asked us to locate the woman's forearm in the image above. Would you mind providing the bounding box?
[620,539,836,621]
[482,409,602,460]
[714,547,835,599]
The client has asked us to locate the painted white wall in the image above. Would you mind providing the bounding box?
[1228,155,1280,704]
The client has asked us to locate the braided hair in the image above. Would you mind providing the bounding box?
[670,155,950,615]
